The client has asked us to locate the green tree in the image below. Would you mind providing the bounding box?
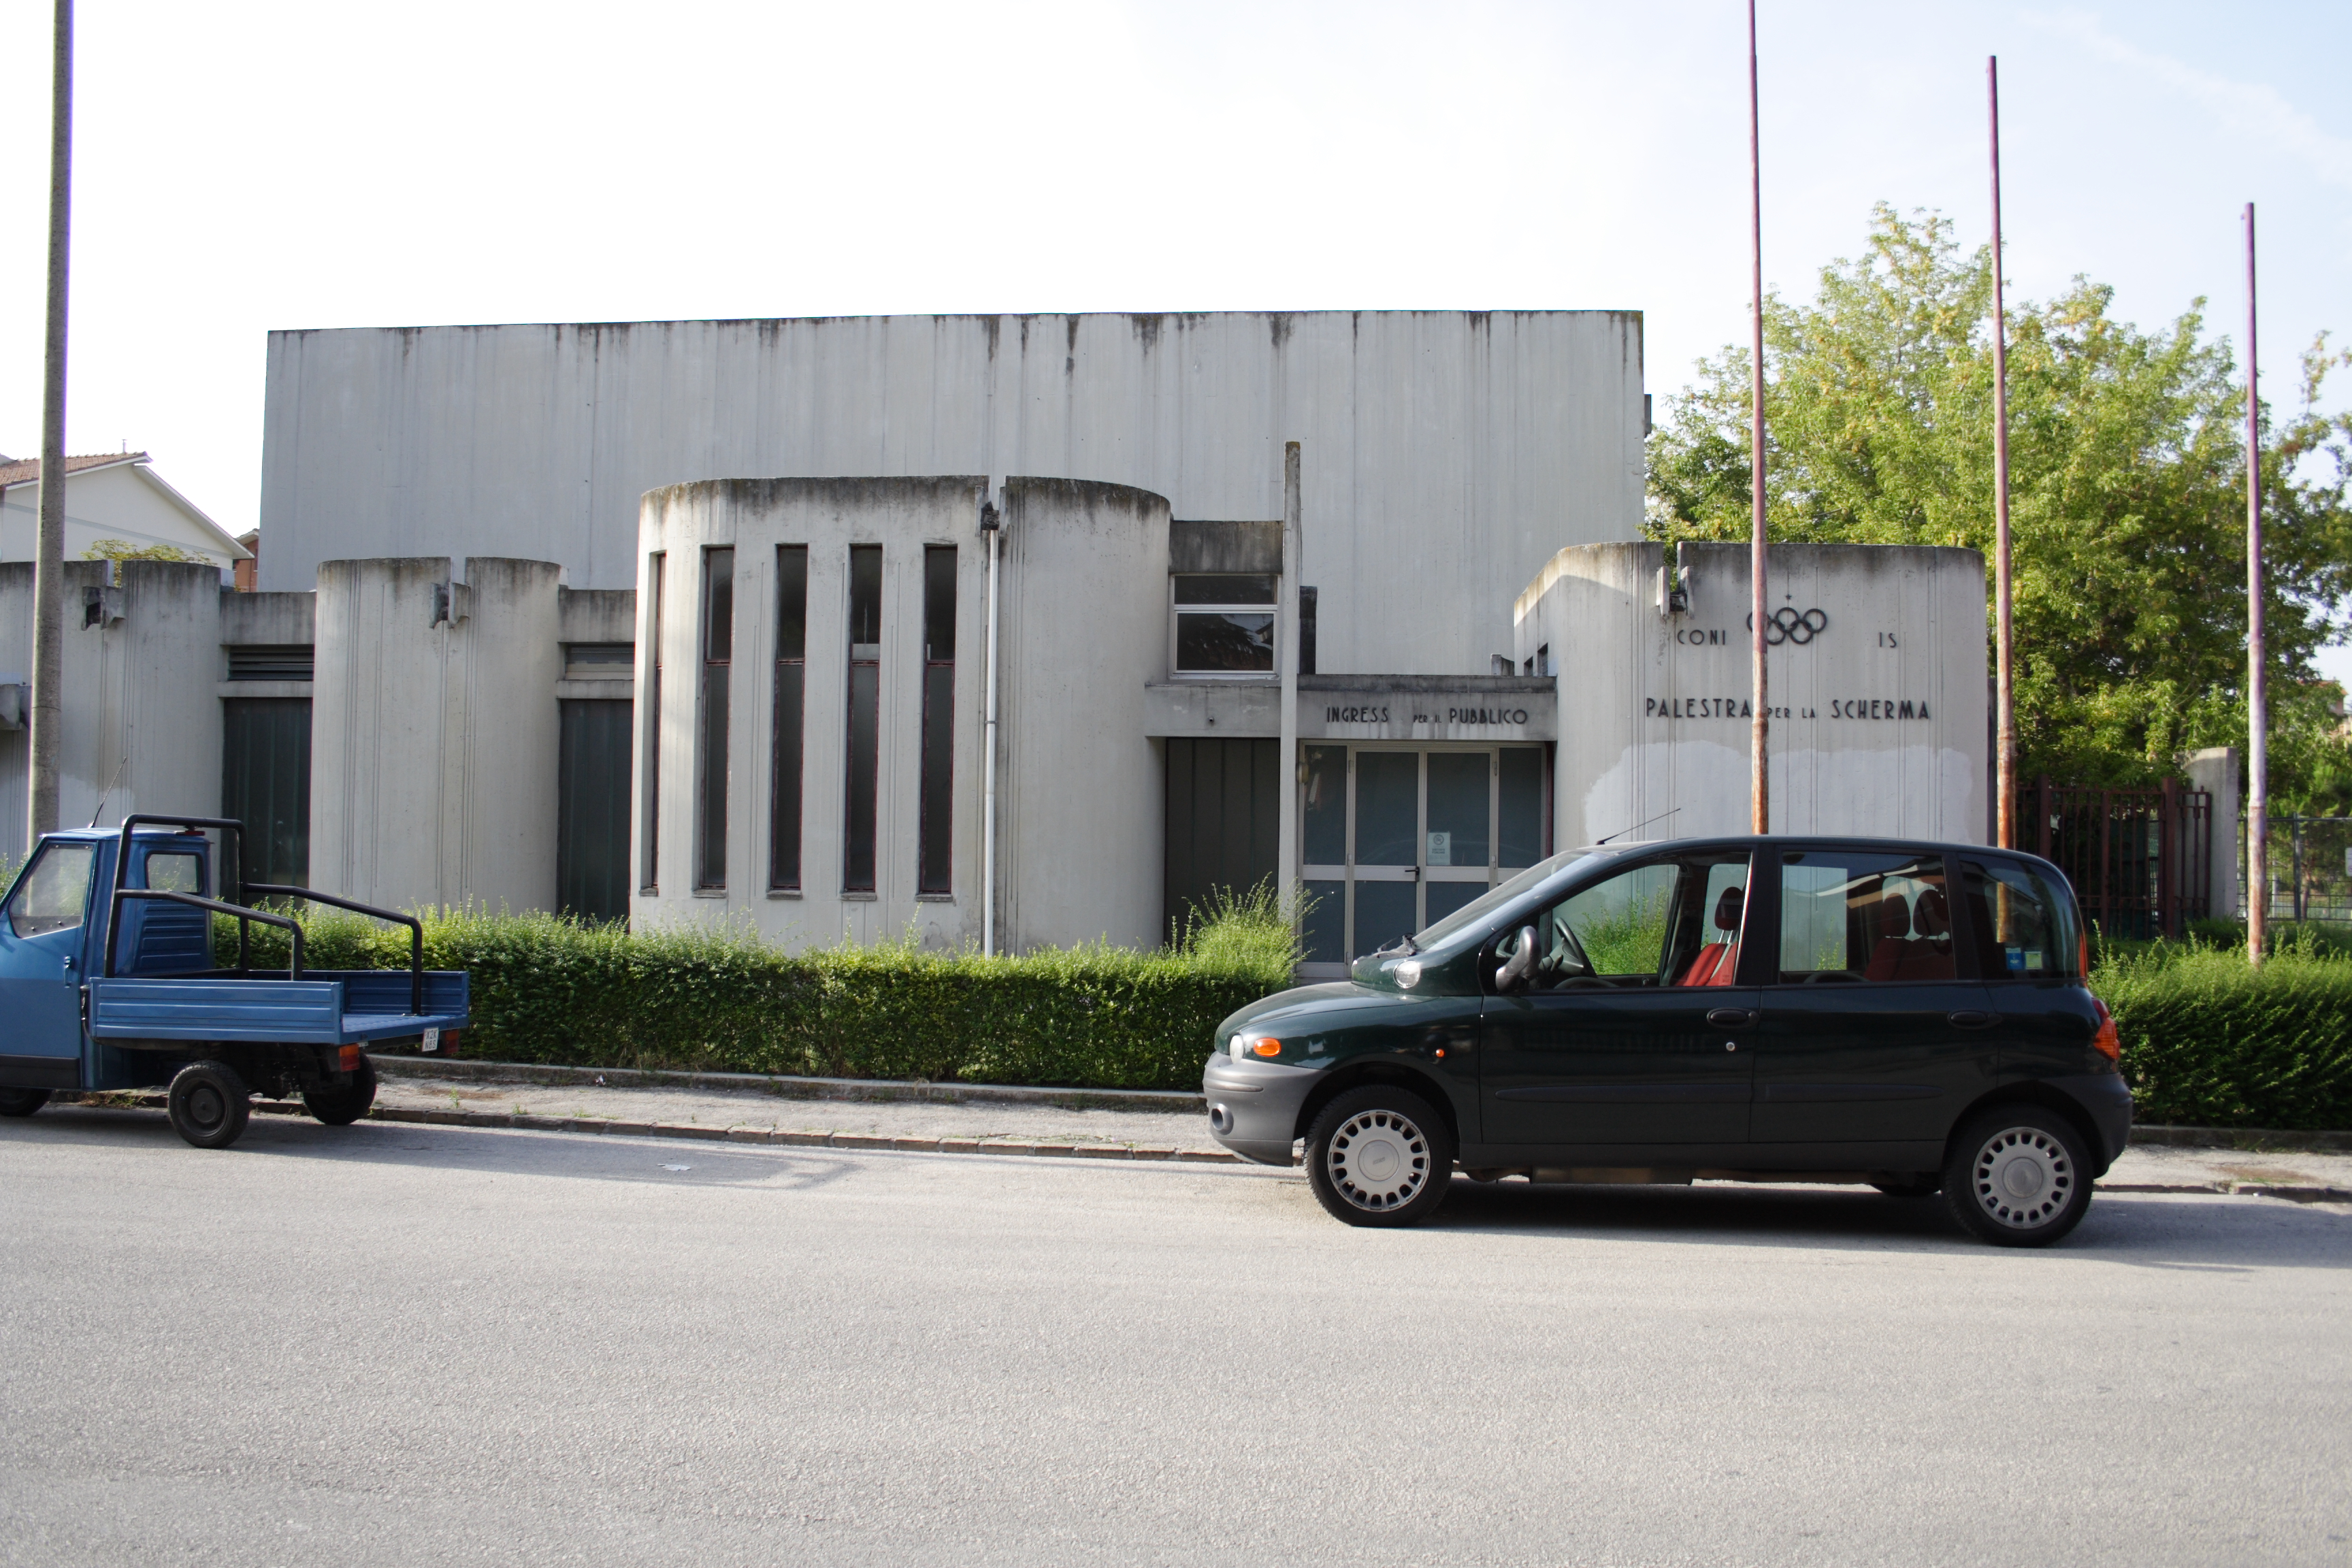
[1648,204,2352,806]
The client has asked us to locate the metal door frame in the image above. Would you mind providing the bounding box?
[1298,741,1550,971]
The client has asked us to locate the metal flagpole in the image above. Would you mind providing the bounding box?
[1988,57,2017,850]
[1746,0,1769,834]
[2244,203,2267,967]
[29,0,74,841]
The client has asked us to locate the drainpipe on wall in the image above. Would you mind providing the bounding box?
[981,490,1003,956]
[1277,443,1302,929]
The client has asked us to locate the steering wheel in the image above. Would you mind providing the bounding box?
[1533,921,1592,986]
[1801,969,1864,985]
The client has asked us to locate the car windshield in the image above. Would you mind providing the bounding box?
[1409,849,1607,952]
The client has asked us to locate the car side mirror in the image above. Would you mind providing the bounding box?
[1494,926,1538,993]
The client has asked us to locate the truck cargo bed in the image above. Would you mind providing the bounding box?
[86,970,470,1047]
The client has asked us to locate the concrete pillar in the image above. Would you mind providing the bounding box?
[2183,747,2240,922]
[310,557,563,913]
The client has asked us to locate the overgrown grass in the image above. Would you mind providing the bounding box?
[211,885,1302,1091]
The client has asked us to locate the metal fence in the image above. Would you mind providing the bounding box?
[2247,813,2352,925]
[2033,777,2212,941]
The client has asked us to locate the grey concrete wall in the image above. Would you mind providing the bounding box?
[633,476,1169,954]
[0,559,225,860]
[260,312,1646,676]
[1520,541,1989,849]
[995,478,1171,953]
[310,557,563,913]
[557,587,636,644]
[219,589,315,645]
[2184,746,2240,919]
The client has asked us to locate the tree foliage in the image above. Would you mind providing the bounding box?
[1648,205,2352,806]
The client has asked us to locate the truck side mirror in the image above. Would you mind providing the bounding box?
[1493,926,1538,993]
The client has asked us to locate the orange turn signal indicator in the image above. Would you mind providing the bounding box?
[1250,1039,1282,1057]
[338,1045,363,1072]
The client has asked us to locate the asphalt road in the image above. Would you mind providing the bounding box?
[2,1106,2347,1567]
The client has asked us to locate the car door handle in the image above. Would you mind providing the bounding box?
[1948,1009,1999,1029]
[1705,1007,1757,1028]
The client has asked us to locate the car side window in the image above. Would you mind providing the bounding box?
[1778,849,1954,984]
[1962,860,2079,979]
[1494,853,1751,991]
[7,842,97,938]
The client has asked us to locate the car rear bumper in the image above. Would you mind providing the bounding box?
[2048,1071,2134,1171]
[1201,1055,1318,1166]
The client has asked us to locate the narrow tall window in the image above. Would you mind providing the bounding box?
[769,546,808,892]
[917,546,957,896]
[639,553,665,892]
[693,546,733,889]
[844,545,882,893]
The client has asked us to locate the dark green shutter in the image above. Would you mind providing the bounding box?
[1163,738,1279,943]
[220,698,312,891]
[559,699,634,922]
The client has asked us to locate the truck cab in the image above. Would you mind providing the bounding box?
[0,815,469,1147]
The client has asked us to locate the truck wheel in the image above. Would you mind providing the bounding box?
[1304,1085,1456,1228]
[167,1062,252,1150]
[303,1054,378,1126]
[1943,1105,2092,1247]
[0,1088,50,1117]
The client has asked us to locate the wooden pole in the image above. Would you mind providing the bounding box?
[2244,203,2267,966]
[1988,57,2017,850]
[1746,0,1769,834]
[29,0,74,842]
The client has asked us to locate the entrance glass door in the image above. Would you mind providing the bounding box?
[1300,745,1548,971]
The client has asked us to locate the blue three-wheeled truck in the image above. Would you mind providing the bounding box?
[0,815,470,1149]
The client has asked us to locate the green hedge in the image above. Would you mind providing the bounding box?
[212,892,1295,1092]
[2101,937,2352,1130]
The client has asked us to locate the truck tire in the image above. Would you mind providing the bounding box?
[303,1054,378,1126]
[167,1062,252,1150]
[0,1087,50,1117]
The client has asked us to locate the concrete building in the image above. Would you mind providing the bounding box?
[257,312,1646,678]
[8,308,2016,973]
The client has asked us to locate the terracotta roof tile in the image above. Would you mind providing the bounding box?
[0,451,149,488]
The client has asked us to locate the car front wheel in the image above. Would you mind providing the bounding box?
[1304,1086,1455,1228]
[1943,1106,2092,1247]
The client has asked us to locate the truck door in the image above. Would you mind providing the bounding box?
[0,840,99,1090]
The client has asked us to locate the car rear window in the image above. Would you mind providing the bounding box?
[1961,859,2081,979]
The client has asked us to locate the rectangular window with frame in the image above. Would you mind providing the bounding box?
[917,545,956,896]
[1172,572,1277,674]
[693,547,734,889]
[844,544,883,893]
[639,553,665,892]
[769,546,808,892]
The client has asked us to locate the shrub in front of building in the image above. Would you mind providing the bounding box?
[2102,938,2352,1131]
[212,891,1298,1091]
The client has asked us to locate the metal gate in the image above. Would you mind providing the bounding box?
[559,699,634,924]
[1164,738,1280,943]
[220,697,312,892]
[2034,776,2211,940]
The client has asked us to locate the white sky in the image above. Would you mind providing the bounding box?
[1,0,2347,663]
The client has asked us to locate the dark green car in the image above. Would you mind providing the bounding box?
[1203,836,2130,1247]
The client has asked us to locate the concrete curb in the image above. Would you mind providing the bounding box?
[364,1054,1206,1113]
[2127,1124,2352,1153]
[361,1103,1245,1162]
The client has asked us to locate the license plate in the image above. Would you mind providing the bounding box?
[422,1026,441,1053]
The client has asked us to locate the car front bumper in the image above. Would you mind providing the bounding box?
[1201,1054,1321,1166]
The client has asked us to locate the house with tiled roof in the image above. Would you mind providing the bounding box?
[0,451,250,577]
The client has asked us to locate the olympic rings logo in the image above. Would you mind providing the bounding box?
[1745,607,1829,646]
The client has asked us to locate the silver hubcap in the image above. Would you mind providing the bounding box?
[1972,1126,2074,1229]
[1326,1109,1431,1211]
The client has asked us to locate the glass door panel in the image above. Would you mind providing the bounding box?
[1353,753,1419,866]
[1424,753,1490,871]
[1499,747,1545,869]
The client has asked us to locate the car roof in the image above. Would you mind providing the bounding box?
[1569,834,2052,863]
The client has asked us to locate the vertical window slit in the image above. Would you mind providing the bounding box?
[844,545,882,893]
[693,546,733,890]
[917,546,957,896]
[770,546,808,892]
[640,553,665,892]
